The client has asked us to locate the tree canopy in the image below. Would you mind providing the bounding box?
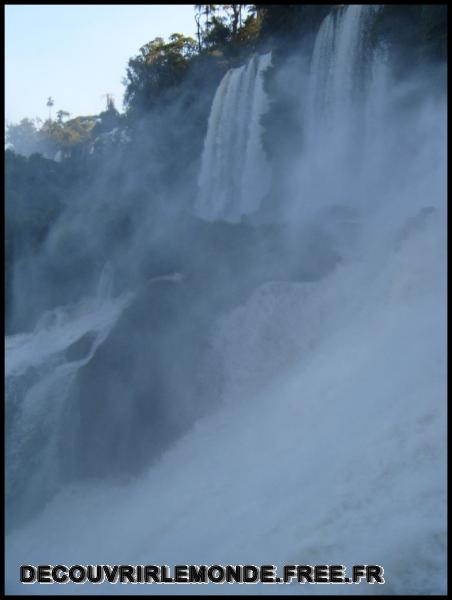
[123,34,198,114]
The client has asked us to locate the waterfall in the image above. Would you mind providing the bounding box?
[5,6,446,593]
[307,5,381,130]
[288,4,388,222]
[5,288,133,530]
[308,5,367,124]
[195,52,272,223]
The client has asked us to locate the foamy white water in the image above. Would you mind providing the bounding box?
[195,53,272,222]
[5,4,446,595]
[5,197,447,592]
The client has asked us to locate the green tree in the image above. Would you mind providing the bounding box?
[203,13,231,49]
[56,110,70,124]
[234,9,262,51]
[38,115,97,156]
[123,34,197,114]
[5,118,40,156]
[195,4,218,46]
[102,93,116,112]
[224,5,245,37]
[46,96,54,121]
[194,5,258,54]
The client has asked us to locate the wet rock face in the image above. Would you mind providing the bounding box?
[57,218,342,484]
[59,278,223,481]
[65,331,97,362]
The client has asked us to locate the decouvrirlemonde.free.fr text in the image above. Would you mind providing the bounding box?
[21,564,385,585]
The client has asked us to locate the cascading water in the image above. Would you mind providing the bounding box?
[5,265,133,530]
[287,4,390,225]
[195,52,272,223]
[5,5,446,594]
[307,5,378,126]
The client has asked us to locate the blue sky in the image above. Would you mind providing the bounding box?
[5,4,197,123]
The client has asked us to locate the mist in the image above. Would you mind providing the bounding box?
[5,5,447,595]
